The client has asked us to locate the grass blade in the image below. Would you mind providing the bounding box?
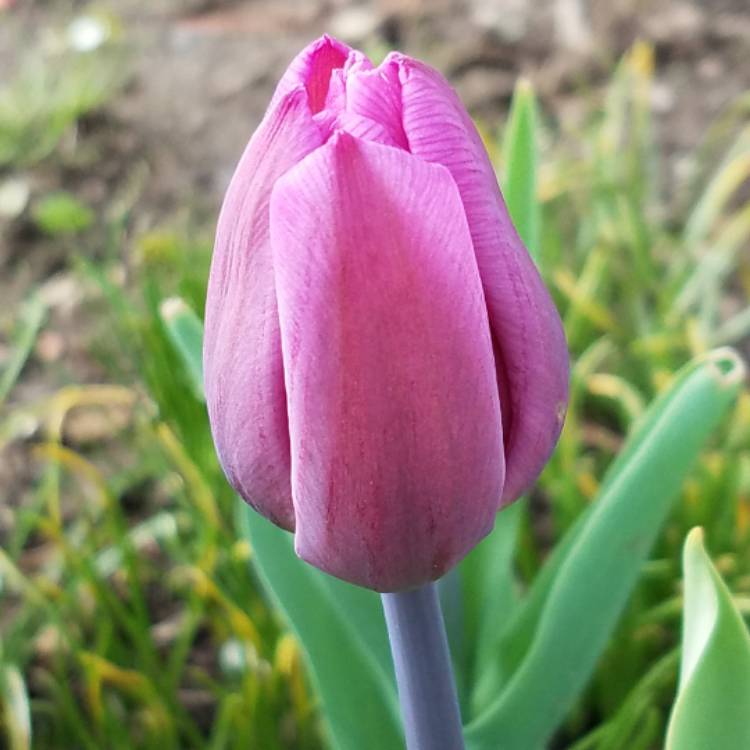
[0,293,46,406]
[0,663,31,750]
[684,128,750,247]
[502,79,540,261]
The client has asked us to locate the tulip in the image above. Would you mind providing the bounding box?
[204,35,568,594]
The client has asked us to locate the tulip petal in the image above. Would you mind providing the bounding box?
[270,132,504,592]
[334,111,402,149]
[392,53,569,503]
[344,62,408,149]
[271,35,351,113]
[204,87,324,530]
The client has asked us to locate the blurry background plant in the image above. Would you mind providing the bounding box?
[1,1,749,749]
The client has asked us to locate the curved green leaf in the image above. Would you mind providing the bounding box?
[460,500,523,704]
[159,297,205,401]
[466,348,745,749]
[238,506,402,750]
[665,528,750,750]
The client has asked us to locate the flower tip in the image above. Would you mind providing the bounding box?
[296,35,350,114]
[382,50,407,65]
[313,33,350,58]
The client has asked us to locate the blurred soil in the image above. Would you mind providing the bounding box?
[4,0,750,235]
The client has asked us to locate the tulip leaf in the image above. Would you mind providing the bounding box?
[502,79,540,262]
[159,297,205,401]
[160,297,402,750]
[459,500,523,698]
[238,505,403,750]
[664,528,750,750]
[465,347,745,750]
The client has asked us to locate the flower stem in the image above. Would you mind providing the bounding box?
[381,583,466,750]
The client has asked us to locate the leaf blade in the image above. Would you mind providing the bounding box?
[159,297,206,401]
[466,348,746,749]
[665,528,750,750]
[238,505,403,750]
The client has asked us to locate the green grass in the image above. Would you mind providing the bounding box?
[1,34,749,750]
[0,22,127,169]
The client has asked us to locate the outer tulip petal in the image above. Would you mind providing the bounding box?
[269,132,504,592]
[204,87,324,530]
[391,53,569,503]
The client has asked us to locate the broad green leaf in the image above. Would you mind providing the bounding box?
[466,348,745,749]
[238,505,402,750]
[471,344,735,714]
[161,298,402,749]
[665,528,750,750]
[159,297,205,401]
[469,508,587,716]
[459,500,523,700]
[501,79,540,261]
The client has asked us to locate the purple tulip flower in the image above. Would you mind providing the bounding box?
[204,36,569,593]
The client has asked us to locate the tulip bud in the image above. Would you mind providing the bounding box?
[204,36,569,592]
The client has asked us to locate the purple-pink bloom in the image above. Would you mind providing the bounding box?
[204,36,569,592]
